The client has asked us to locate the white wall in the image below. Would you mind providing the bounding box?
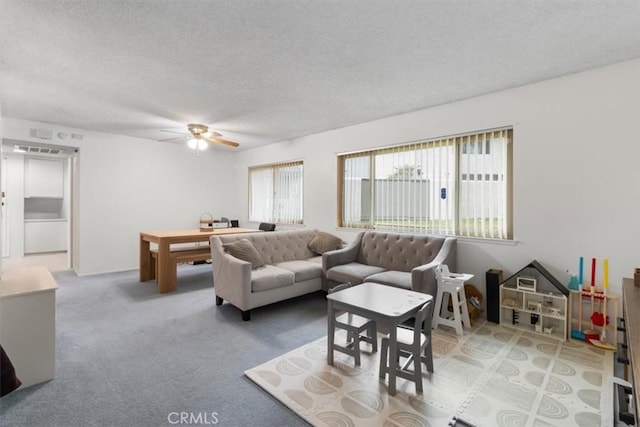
[2,59,638,297]
[4,153,25,257]
[2,119,236,275]
[234,58,640,298]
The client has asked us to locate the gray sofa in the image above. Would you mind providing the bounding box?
[323,230,456,297]
[210,229,329,320]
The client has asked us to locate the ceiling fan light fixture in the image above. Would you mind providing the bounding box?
[159,123,239,150]
[187,138,207,150]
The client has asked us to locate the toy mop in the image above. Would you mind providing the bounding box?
[570,257,586,340]
[571,294,585,340]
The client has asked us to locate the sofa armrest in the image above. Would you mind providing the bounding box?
[210,236,253,310]
[322,232,363,273]
[411,237,457,296]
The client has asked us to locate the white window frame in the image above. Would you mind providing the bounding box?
[337,128,513,240]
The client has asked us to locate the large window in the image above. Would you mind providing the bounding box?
[338,128,512,239]
[249,160,304,224]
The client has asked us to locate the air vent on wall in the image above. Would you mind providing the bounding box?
[14,144,66,156]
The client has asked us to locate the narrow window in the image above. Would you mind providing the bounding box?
[249,160,304,224]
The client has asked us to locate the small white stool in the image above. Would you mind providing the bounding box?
[433,265,473,336]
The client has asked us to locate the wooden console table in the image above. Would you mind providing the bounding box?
[139,228,259,293]
[622,277,639,423]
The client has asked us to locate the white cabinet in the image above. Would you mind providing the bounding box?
[0,266,58,389]
[24,158,64,198]
[500,285,568,340]
[24,220,67,253]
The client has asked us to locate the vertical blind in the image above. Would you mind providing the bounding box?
[339,128,512,239]
[457,129,511,239]
[249,160,304,224]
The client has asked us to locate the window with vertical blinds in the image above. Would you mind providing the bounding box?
[249,160,304,224]
[338,128,512,239]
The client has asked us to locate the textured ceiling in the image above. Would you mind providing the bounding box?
[1,1,639,150]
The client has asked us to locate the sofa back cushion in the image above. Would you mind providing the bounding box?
[356,231,446,272]
[217,229,318,265]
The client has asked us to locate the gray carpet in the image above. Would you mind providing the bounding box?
[0,264,328,426]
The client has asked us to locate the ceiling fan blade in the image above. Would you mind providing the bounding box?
[159,135,188,143]
[159,129,189,135]
[206,135,239,148]
[158,124,239,148]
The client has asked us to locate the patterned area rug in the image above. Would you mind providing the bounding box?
[245,321,614,427]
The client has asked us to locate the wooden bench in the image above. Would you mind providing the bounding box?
[149,246,211,289]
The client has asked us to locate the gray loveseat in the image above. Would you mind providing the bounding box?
[210,229,332,320]
[323,230,456,297]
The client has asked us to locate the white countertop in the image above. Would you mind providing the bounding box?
[24,218,68,222]
[0,266,59,299]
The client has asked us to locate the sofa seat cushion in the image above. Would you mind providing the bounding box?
[326,262,387,285]
[306,256,323,265]
[365,270,412,290]
[251,265,295,292]
[274,260,323,282]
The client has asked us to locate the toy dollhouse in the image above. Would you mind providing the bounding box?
[499,260,569,340]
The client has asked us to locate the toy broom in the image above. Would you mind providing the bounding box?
[588,259,615,351]
[583,258,600,341]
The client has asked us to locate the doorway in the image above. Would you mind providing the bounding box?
[1,140,78,273]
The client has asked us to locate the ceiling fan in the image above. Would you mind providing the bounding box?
[159,124,240,152]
